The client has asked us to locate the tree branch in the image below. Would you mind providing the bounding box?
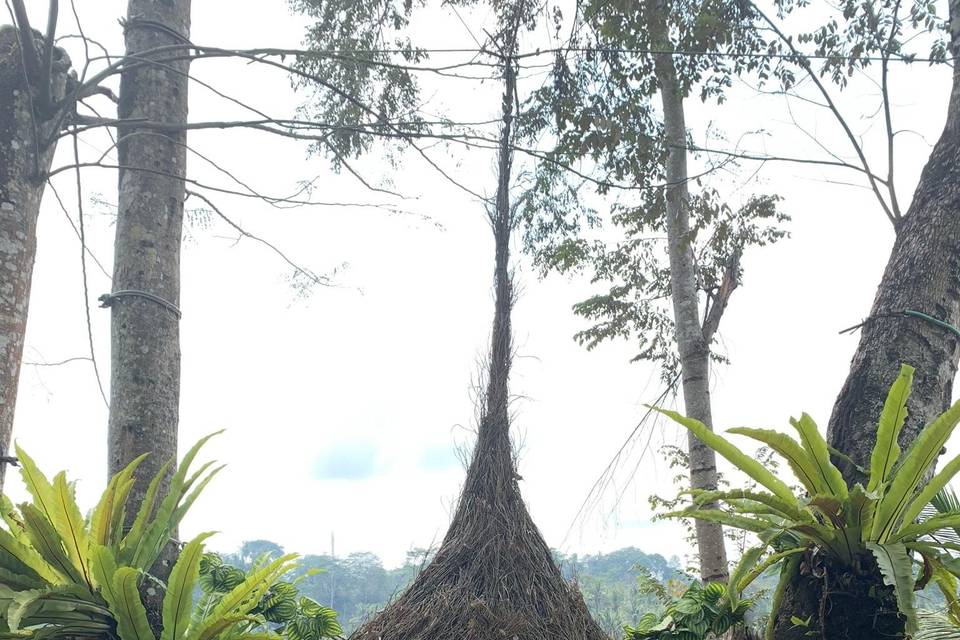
[701,248,741,345]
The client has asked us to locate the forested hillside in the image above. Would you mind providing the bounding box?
[220,542,710,635]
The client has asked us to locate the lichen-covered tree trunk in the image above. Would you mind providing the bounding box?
[108,0,191,589]
[649,2,729,584]
[772,4,960,637]
[0,25,70,494]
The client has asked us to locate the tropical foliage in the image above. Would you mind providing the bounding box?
[0,434,340,640]
[623,544,790,639]
[656,364,960,636]
[197,554,341,640]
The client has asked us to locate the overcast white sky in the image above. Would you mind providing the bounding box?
[9,0,959,569]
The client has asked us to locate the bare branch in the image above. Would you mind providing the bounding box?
[748,1,900,229]
[184,190,335,290]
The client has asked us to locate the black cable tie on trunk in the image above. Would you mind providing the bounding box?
[99,290,182,319]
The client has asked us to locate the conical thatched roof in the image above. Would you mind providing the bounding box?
[351,20,607,640]
[350,412,608,640]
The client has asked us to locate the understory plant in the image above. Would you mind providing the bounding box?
[656,364,960,638]
[623,544,790,639]
[0,433,340,640]
[196,554,341,640]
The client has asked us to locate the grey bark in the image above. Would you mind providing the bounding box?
[826,0,960,485]
[648,2,729,584]
[771,3,960,635]
[0,24,70,494]
[108,0,191,600]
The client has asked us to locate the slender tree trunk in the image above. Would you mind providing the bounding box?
[108,0,191,614]
[0,23,70,494]
[772,4,960,637]
[648,2,729,584]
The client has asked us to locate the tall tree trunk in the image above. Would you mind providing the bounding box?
[826,0,960,485]
[108,0,191,609]
[771,3,960,637]
[0,21,70,494]
[648,1,729,584]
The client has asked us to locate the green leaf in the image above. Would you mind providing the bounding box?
[866,542,918,636]
[789,414,848,499]
[689,489,805,521]
[89,545,120,606]
[901,453,960,533]
[727,427,825,495]
[727,546,764,607]
[49,474,92,589]
[118,459,173,566]
[19,505,82,587]
[90,454,149,547]
[868,365,913,493]
[652,408,795,502]
[663,509,774,534]
[162,532,215,640]
[894,511,960,542]
[872,398,960,542]
[106,567,155,640]
[187,554,297,640]
[129,432,223,572]
[14,446,58,532]
[0,525,58,586]
[735,547,806,595]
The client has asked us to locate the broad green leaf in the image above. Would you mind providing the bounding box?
[0,497,26,543]
[194,615,261,640]
[846,484,876,544]
[789,414,848,499]
[0,566,44,591]
[118,458,173,566]
[901,453,960,532]
[107,567,155,640]
[735,547,806,595]
[727,427,825,495]
[868,365,913,493]
[727,546,764,608]
[932,563,960,626]
[19,505,82,586]
[0,525,59,585]
[49,474,92,589]
[169,467,225,530]
[663,509,774,534]
[14,446,58,530]
[894,512,960,542]
[873,397,960,542]
[162,532,215,640]
[652,408,795,503]
[866,542,918,636]
[89,545,119,605]
[90,453,149,547]
[186,554,297,640]
[129,432,223,571]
